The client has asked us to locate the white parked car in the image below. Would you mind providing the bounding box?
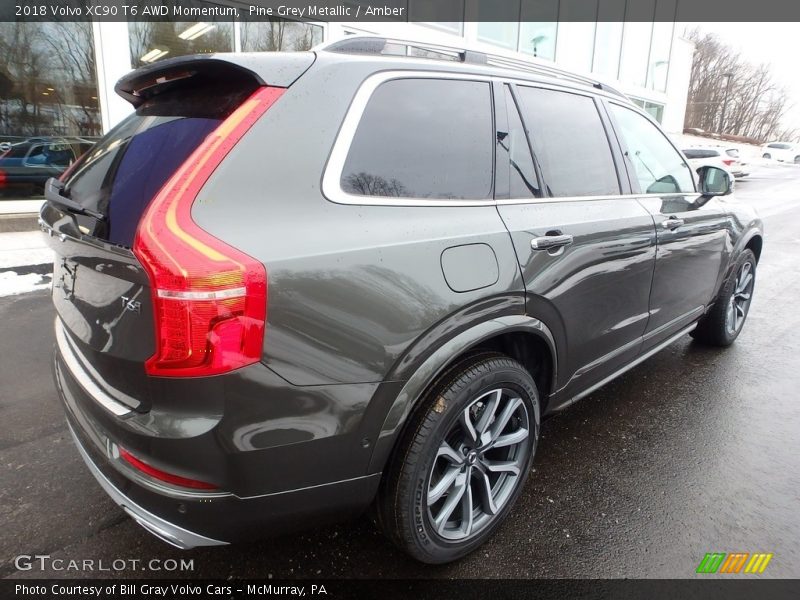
[761,142,800,163]
[682,146,747,179]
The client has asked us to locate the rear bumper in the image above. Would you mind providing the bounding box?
[67,423,227,549]
[52,318,386,547]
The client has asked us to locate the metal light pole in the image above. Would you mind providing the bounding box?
[719,72,734,134]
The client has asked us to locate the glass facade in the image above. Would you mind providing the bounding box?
[241,20,323,52]
[519,0,559,60]
[468,0,676,98]
[476,0,519,51]
[0,22,100,197]
[592,0,626,78]
[411,0,464,34]
[0,23,100,139]
[129,21,235,68]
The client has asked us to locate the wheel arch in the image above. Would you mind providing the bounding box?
[367,315,557,473]
[744,233,763,263]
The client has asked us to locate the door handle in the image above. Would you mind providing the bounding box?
[531,233,574,251]
[662,217,685,230]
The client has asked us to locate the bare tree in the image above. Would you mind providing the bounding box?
[684,28,797,142]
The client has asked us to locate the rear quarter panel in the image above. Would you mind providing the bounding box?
[193,57,526,387]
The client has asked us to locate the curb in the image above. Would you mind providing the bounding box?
[0,214,40,233]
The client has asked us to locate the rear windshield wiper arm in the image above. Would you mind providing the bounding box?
[44,178,106,222]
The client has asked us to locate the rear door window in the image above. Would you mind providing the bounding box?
[340,78,494,200]
[515,86,620,197]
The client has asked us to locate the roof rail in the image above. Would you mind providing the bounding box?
[320,36,627,99]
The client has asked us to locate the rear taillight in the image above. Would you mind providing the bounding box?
[133,86,285,377]
[722,159,735,166]
[0,170,6,187]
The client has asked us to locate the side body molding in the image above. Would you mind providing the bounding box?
[367,315,557,473]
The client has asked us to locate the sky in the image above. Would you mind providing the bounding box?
[681,22,800,133]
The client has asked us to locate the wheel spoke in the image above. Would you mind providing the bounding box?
[433,473,467,534]
[737,272,753,294]
[460,407,478,444]
[436,440,464,465]
[474,389,501,437]
[461,475,474,536]
[493,426,529,449]
[475,471,498,515]
[726,300,736,331]
[481,459,521,477]
[736,292,750,301]
[487,397,524,445]
[428,465,462,506]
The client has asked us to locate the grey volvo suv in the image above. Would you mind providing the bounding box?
[41,37,763,564]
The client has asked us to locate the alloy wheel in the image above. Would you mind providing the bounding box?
[426,388,530,541]
[725,261,754,335]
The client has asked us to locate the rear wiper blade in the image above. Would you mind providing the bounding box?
[44,178,106,222]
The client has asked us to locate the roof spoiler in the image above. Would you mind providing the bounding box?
[115,52,315,107]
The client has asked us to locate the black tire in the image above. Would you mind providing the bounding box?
[375,352,540,564]
[794,155,800,164]
[763,153,771,159]
[691,249,756,346]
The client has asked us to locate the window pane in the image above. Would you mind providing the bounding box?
[519,0,558,60]
[129,20,234,68]
[554,1,596,72]
[410,0,464,33]
[644,101,664,123]
[555,22,596,73]
[618,0,656,88]
[503,87,539,198]
[341,79,493,200]
[517,87,619,197]
[0,22,100,198]
[592,0,626,78]
[647,21,674,92]
[477,22,519,50]
[241,20,322,52]
[477,1,519,49]
[609,103,694,194]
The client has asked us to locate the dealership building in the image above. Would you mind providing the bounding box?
[0,0,693,146]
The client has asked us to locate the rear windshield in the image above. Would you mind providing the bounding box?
[725,148,740,158]
[62,86,252,248]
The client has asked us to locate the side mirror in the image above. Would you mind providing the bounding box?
[697,165,733,197]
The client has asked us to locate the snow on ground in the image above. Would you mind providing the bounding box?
[0,271,52,296]
[0,231,53,297]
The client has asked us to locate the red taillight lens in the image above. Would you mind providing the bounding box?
[119,447,217,490]
[133,86,285,377]
[722,159,735,166]
[0,169,6,187]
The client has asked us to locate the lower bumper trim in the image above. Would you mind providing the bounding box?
[68,424,228,550]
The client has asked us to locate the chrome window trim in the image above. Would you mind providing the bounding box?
[497,192,702,205]
[321,69,700,208]
[321,70,498,208]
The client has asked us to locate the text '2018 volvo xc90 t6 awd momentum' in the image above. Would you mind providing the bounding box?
[42,37,763,564]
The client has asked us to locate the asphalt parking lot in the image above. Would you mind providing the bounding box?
[2,164,799,580]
